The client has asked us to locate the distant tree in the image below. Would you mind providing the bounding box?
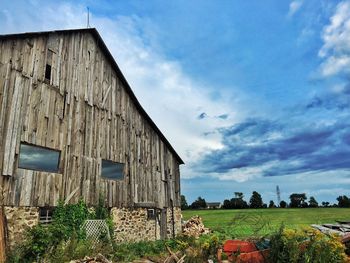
[301,202,309,208]
[269,200,276,208]
[249,191,264,208]
[289,193,307,208]
[222,199,231,209]
[222,193,248,209]
[241,200,249,209]
[308,196,318,208]
[234,192,244,199]
[280,200,287,208]
[321,201,330,207]
[337,195,350,208]
[181,195,188,210]
[232,192,248,209]
[190,196,207,209]
[262,203,267,208]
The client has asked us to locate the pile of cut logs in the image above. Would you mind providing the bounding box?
[182,216,211,238]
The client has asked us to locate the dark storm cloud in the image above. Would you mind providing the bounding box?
[194,113,350,177]
[306,96,323,109]
[216,114,229,120]
[343,132,350,145]
[305,84,350,111]
[197,112,207,119]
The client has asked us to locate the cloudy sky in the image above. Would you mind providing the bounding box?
[1,0,350,205]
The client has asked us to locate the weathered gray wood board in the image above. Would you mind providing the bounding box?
[0,30,182,208]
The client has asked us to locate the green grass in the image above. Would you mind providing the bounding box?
[182,208,350,238]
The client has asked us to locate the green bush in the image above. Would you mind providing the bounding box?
[7,198,110,262]
[113,239,171,261]
[269,226,347,263]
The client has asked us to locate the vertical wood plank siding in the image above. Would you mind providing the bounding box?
[0,31,181,208]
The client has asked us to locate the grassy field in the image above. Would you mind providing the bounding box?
[182,208,350,237]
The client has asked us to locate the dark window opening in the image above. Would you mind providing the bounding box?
[147,209,156,220]
[101,159,124,180]
[45,49,53,81]
[44,64,51,80]
[18,143,60,173]
[39,207,54,224]
[62,92,67,119]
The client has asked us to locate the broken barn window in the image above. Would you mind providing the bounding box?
[18,143,60,173]
[147,209,156,220]
[45,49,53,81]
[101,159,124,180]
[39,207,54,224]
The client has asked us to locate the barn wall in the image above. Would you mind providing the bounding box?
[0,31,181,209]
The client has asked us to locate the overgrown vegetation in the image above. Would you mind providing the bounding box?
[112,234,222,262]
[8,198,114,263]
[269,226,347,263]
[210,212,273,240]
[8,201,349,262]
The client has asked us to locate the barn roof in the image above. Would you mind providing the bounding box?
[0,28,184,164]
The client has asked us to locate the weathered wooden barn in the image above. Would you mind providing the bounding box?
[0,28,183,246]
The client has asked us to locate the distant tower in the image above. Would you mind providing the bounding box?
[276,185,281,206]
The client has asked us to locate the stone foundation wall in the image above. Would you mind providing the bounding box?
[4,206,39,247]
[167,207,182,238]
[3,206,182,247]
[111,207,160,242]
[111,207,182,243]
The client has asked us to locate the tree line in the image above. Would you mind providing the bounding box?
[181,192,350,210]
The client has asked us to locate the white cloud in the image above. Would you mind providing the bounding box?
[319,55,350,76]
[296,27,315,45]
[94,16,237,164]
[0,1,241,168]
[210,161,280,183]
[319,1,350,77]
[288,0,303,18]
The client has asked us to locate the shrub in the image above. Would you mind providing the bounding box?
[269,226,347,263]
[7,199,107,262]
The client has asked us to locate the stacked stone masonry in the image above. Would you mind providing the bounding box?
[3,206,181,247]
[111,207,182,243]
[111,207,159,243]
[4,206,39,248]
[167,207,182,238]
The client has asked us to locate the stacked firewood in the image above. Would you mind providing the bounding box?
[182,216,211,238]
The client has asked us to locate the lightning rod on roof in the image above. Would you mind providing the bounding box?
[87,7,90,28]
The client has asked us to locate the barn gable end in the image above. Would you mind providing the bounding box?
[0,28,183,244]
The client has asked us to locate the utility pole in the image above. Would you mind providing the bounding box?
[276,185,281,206]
